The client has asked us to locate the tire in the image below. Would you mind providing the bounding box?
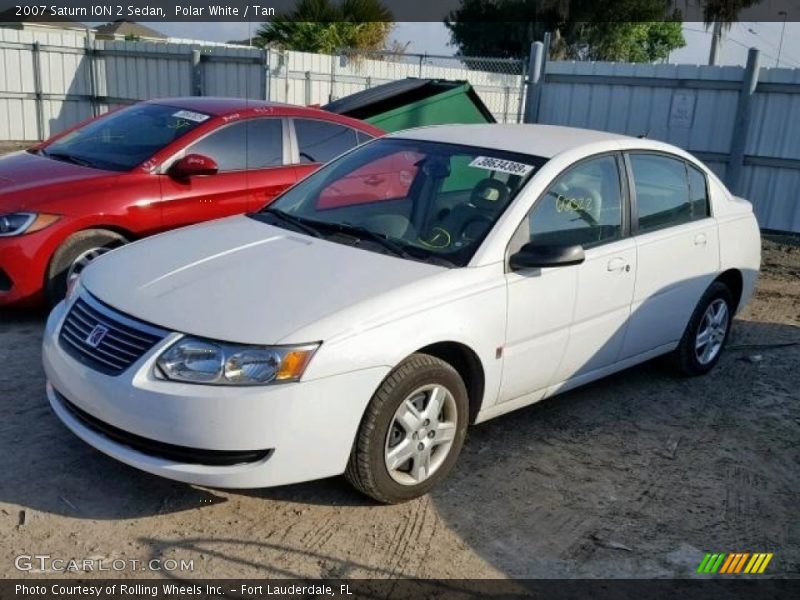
[345,353,469,504]
[45,229,127,307]
[670,281,734,376]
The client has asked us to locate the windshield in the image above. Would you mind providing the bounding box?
[252,138,546,267]
[42,103,210,171]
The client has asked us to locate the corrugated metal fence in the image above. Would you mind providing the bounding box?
[0,28,524,142]
[532,55,800,233]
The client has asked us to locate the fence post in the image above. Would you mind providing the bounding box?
[418,54,424,78]
[727,47,760,194]
[523,41,545,124]
[516,58,527,123]
[84,31,98,117]
[329,53,337,102]
[31,42,45,140]
[191,49,202,96]
[304,71,312,106]
[262,48,270,101]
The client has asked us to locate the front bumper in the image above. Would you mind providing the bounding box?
[0,231,52,306]
[43,300,390,488]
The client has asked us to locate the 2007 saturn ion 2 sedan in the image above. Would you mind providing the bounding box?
[43,124,761,503]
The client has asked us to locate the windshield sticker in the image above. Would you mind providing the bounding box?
[172,110,210,123]
[469,156,534,177]
[168,119,192,130]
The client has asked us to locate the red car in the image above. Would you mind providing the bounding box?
[0,98,383,307]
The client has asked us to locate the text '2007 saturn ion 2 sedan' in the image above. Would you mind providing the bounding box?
[42,124,761,503]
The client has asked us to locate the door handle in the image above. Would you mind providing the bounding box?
[694,233,708,246]
[607,257,629,272]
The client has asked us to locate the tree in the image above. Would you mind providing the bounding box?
[255,0,394,54]
[444,0,685,63]
[699,0,762,29]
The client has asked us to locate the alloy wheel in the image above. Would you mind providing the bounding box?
[384,384,458,485]
[695,298,729,365]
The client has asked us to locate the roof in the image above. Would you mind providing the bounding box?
[390,124,632,158]
[143,97,385,135]
[323,78,496,124]
[94,20,166,39]
[147,97,290,116]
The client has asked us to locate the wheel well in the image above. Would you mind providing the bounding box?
[44,226,135,284]
[86,225,136,242]
[416,342,485,424]
[715,269,744,311]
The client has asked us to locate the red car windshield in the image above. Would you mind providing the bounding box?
[42,104,211,171]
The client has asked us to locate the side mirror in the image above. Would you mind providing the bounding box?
[509,242,585,271]
[170,154,218,178]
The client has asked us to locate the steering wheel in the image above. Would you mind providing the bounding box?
[458,213,494,242]
[418,226,452,249]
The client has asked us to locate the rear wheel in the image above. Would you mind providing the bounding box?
[345,353,469,504]
[46,229,127,306]
[671,281,733,376]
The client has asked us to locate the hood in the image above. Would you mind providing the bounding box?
[0,151,116,211]
[81,216,445,344]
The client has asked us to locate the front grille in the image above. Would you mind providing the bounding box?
[59,296,166,375]
[54,390,272,466]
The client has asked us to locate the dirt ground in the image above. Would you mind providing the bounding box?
[0,238,798,580]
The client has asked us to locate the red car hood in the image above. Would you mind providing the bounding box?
[0,150,117,211]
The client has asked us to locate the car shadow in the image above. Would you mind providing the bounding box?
[2,309,798,575]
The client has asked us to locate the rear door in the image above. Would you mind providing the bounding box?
[620,152,719,359]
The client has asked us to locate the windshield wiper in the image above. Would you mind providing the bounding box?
[43,151,95,168]
[334,223,417,260]
[260,208,324,238]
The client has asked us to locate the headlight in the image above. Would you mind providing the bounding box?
[156,337,319,386]
[0,212,60,237]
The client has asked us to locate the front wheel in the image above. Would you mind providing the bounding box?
[671,281,734,376]
[345,353,469,504]
[46,229,127,306]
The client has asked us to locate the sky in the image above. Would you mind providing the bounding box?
[148,20,800,69]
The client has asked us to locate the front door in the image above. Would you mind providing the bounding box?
[501,154,634,401]
[160,118,294,227]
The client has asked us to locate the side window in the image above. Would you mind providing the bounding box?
[527,155,623,248]
[295,119,358,164]
[246,119,283,169]
[186,122,248,172]
[630,154,695,232]
[687,163,710,219]
[356,131,375,145]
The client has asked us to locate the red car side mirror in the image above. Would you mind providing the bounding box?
[170,154,218,178]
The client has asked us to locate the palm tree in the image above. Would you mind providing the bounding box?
[699,0,761,64]
[255,0,394,54]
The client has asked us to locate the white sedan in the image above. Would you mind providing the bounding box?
[42,124,761,503]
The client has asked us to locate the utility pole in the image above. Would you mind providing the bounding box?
[708,21,723,65]
[776,11,788,67]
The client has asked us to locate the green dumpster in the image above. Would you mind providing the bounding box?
[323,78,496,132]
